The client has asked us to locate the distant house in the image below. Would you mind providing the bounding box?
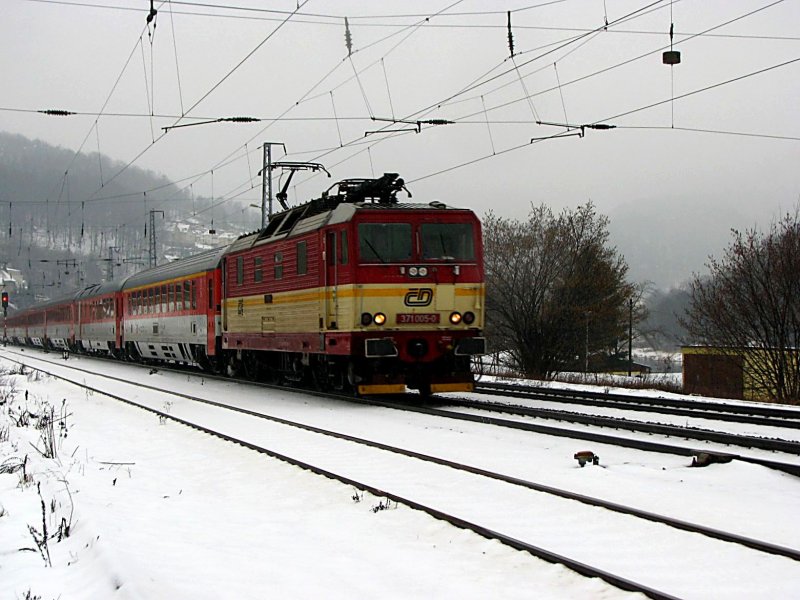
[1,267,26,293]
[682,345,798,402]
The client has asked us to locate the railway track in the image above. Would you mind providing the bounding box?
[433,396,800,454]
[476,380,800,424]
[4,350,800,599]
[5,347,800,477]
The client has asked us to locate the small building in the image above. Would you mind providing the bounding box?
[682,345,798,402]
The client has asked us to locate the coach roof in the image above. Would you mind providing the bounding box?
[122,245,229,290]
[75,280,124,300]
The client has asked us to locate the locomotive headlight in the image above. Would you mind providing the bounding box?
[418,267,428,277]
[463,311,475,325]
[361,312,373,326]
[374,312,387,326]
[409,266,418,276]
[449,311,462,325]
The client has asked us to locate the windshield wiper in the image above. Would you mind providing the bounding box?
[364,238,386,263]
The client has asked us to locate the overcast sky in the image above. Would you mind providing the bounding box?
[2,0,799,279]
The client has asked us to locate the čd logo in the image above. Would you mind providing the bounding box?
[404,288,433,307]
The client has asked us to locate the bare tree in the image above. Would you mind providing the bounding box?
[684,211,800,403]
[484,203,640,378]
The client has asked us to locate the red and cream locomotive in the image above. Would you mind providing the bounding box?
[3,174,486,395]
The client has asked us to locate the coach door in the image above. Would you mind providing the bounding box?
[325,231,339,329]
[115,294,123,348]
[207,273,216,353]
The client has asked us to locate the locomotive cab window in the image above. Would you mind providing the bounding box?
[420,223,475,261]
[358,223,411,263]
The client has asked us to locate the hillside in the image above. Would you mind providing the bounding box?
[0,132,248,307]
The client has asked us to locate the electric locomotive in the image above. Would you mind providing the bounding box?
[221,173,485,395]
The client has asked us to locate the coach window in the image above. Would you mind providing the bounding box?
[254,257,263,283]
[168,284,174,312]
[162,285,168,313]
[208,279,214,310]
[296,241,307,275]
[274,252,283,280]
[184,280,190,310]
[236,256,244,286]
[191,280,197,310]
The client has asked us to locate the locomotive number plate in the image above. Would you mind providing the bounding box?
[397,313,440,324]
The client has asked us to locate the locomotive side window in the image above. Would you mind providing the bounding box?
[236,256,244,286]
[340,231,348,265]
[420,223,475,261]
[326,232,337,266]
[358,223,411,263]
[254,257,263,283]
[296,241,307,275]
[274,252,283,280]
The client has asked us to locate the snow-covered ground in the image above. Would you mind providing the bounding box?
[2,350,800,599]
[0,356,634,599]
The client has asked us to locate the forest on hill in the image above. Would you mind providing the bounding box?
[0,132,249,307]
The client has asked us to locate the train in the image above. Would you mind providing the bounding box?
[3,174,486,396]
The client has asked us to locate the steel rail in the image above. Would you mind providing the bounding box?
[477,381,800,420]
[437,397,800,454]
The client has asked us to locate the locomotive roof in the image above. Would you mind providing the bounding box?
[226,199,470,254]
[122,245,229,289]
[228,174,469,250]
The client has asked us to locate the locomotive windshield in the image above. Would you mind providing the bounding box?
[358,223,412,263]
[420,223,475,261]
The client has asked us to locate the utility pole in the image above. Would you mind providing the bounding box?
[584,311,591,374]
[148,210,164,268]
[260,142,285,228]
[106,246,120,281]
[628,298,634,377]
